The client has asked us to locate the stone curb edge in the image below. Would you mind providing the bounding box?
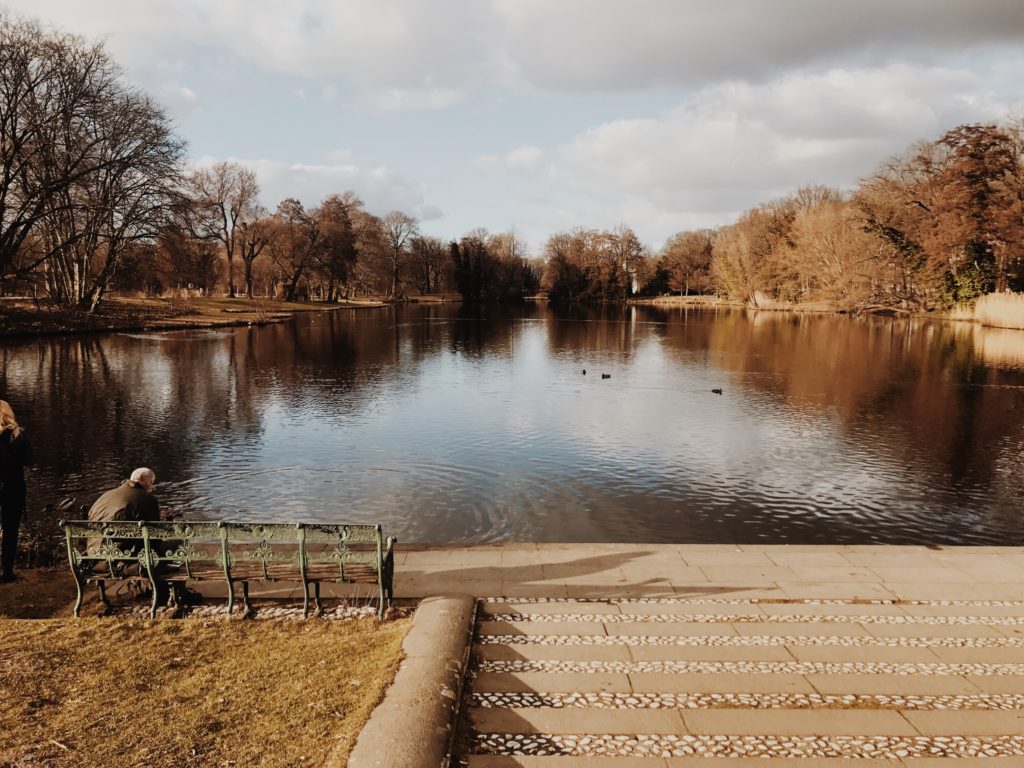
[341,594,476,768]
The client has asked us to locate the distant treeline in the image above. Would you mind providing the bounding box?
[2,14,1022,312]
[543,121,1024,309]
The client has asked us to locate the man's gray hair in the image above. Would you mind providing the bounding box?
[130,467,156,487]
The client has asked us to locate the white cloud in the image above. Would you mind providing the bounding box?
[476,145,545,172]
[7,0,1024,107]
[157,83,199,119]
[193,152,438,220]
[8,0,488,109]
[368,87,464,112]
[480,64,1016,244]
[491,0,1024,90]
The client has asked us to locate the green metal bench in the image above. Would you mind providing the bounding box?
[61,520,397,619]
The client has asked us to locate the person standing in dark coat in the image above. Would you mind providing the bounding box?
[0,401,35,582]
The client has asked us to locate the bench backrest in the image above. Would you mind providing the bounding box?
[144,521,225,578]
[62,520,149,577]
[62,520,387,580]
[302,523,383,578]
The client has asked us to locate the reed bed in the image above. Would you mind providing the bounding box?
[975,292,1024,330]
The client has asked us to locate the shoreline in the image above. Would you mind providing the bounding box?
[628,294,1024,329]
[4,294,1022,338]
[629,294,899,316]
[0,296,387,339]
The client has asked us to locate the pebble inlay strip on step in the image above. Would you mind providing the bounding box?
[470,733,1024,758]
[488,612,1024,625]
[478,659,1024,676]
[477,633,1024,648]
[481,597,1024,607]
[470,691,1024,711]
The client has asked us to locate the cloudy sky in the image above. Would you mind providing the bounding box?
[5,1,1024,251]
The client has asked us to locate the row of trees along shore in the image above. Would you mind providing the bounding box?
[0,16,541,309]
[2,14,1023,314]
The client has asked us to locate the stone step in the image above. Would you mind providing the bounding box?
[472,671,815,695]
[472,670,1005,697]
[480,619,1015,641]
[475,638,1015,663]
[465,757,923,768]
[466,758,671,768]
[467,732,1024,760]
[463,596,1024,766]
[474,642,795,663]
[469,706,924,736]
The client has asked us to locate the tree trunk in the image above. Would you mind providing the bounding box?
[286,267,303,301]
[244,258,254,299]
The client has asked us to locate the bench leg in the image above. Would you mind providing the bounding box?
[241,582,252,616]
[226,580,235,616]
[314,582,322,616]
[167,584,183,618]
[71,572,84,618]
[97,580,111,613]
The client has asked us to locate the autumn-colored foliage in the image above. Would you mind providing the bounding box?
[702,122,1024,310]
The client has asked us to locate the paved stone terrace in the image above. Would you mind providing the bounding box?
[391,543,1024,767]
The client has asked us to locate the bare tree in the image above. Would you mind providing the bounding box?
[153,224,223,294]
[188,161,259,298]
[238,206,274,299]
[312,194,359,301]
[380,211,418,298]
[0,15,183,304]
[409,235,449,294]
[267,198,321,302]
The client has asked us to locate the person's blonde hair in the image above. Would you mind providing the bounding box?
[0,401,21,438]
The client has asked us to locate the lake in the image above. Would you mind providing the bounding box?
[2,303,1022,544]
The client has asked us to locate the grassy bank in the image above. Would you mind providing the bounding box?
[0,568,80,619]
[0,295,385,338]
[0,615,408,767]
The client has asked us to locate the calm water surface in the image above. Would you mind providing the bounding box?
[2,304,1023,544]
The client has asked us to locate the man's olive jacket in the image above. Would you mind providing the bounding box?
[87,481,160,524]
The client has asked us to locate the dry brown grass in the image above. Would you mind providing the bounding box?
[975,292,1024,330]
[0,616,409,768]
[0,568,79,619]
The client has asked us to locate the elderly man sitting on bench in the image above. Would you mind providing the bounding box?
[86,467,194,608]
[88,467,160,524]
